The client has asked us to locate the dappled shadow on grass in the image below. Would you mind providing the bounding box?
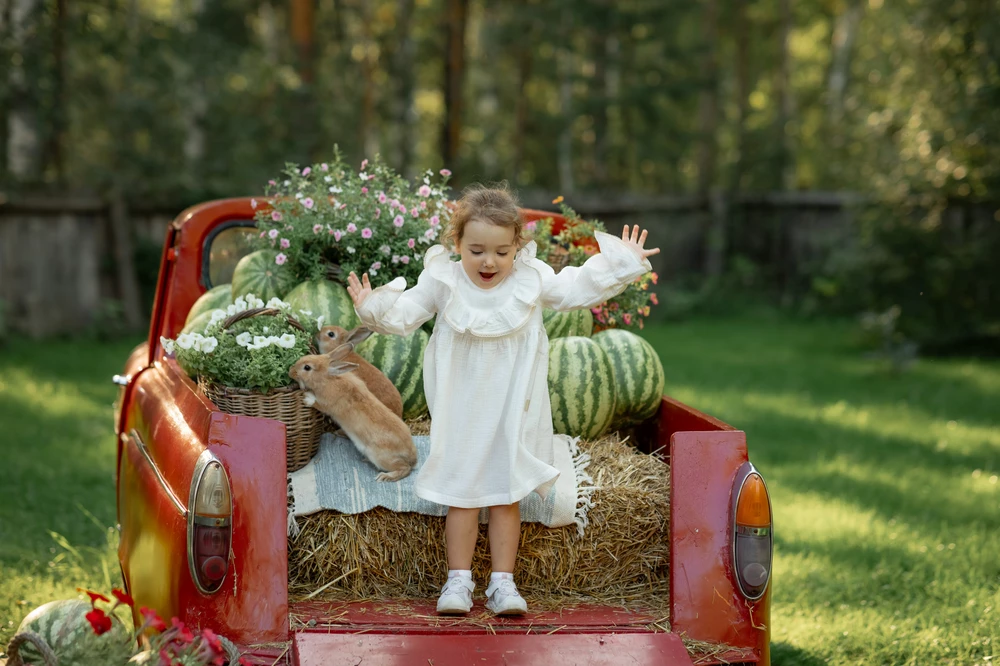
[770,641,829,666]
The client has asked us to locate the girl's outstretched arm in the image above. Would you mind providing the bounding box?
[539,225,658,312]
[349,270,440,337]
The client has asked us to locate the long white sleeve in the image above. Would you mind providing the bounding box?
[354,270,439,336]
[538,230,653,312]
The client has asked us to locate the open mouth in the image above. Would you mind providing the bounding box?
[479,272,497,282]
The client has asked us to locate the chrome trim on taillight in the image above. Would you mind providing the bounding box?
[731,462,773,601]
[126,430,187,517]
[187,450,232,595]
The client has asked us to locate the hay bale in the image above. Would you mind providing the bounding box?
[288,430,670,606]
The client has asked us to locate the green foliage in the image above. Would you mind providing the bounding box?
[251,151,452,288]
[165,295,317,391]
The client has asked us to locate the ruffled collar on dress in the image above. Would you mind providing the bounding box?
[422,242,542,337]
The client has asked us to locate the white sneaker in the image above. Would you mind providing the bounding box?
[436,576,475,615]
[485,578,528,616]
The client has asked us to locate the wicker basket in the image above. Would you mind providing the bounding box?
[197,307,328,472]
[545,244,571,273]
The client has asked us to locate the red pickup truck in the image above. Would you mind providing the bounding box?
[113,198,773,665]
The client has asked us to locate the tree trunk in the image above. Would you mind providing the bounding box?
[387,0,417,174]
[180,0,206,174]
[557,4,575,194]
[355,0,379,160]
[290,0,315,85]
[6,0,41,183]
[775,0,795,190]
[826,0,862,139]
[41,0,66,184]
[730,0,751,193]
[694,0,719,196]
[442,0,469,177]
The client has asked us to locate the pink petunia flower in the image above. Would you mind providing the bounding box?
[303,197,314,209]
[375,208,381,218]
[259,231,266,238]
[334,230,343,241]
[411,208,419,217]
[419,185,431,197]
[525,220,537,231]
[371,261,381,270]
[392,255,400,263]
[271,211,282,222]
[302,167,311,176]
[440,169,452,177]
[361,187,368,194]
[361,159,368,170]
[424,228,435,237]
[280,238,290,248]
[251,198,257,209]
[313,224,322,234]
[429,215,440,226]
[321,163,329,171]
[346,223,357,233]
[268,179,276,186]
[378,192,387,203]
[268,229,279,239]
[275,253,287,265]
[623,313,633,325]
[361,228,373,239]
[407,238,416,249]
[393,215,405,228]
[420,201,427,209]
[400,256,410,264]
[340,203,347,209]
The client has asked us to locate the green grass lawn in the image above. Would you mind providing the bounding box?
[1,314,998,664]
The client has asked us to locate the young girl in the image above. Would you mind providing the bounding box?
[346,184,658,616]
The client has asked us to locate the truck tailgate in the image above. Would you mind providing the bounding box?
[288,600,695,665]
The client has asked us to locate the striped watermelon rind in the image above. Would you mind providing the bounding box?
[184,283,232,326]
[15,599,134,666]
[284,279,360,330]
[231,250,297,302]
[547,336,617,439]
[356,328,429,420]
[543,308,594,339]
[592,329,666,427]
[180,310,217,336]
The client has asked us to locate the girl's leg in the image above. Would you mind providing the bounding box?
[445,506,480,570]
[487,502,521,572]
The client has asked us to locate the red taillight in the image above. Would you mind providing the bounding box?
[188,454,232,594]
[733,468,772,600]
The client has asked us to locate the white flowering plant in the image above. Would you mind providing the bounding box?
[161,294,319,392]
[250,149,453,288]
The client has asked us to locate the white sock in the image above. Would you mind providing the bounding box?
[448,569,472,581]
[490,572,514,585]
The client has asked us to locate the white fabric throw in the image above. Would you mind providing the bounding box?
[288,432,595,537]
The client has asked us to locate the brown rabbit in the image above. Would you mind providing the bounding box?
[289,343,418,482]
[317,325,404,419]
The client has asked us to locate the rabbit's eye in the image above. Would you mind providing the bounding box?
[303,364,312,371]
[325,331,336,338]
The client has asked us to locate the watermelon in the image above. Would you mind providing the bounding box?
[14,599,134,666]
[592,329,666,427]
[543,308,594,339]
[284,279,360,330]
[356,328,429,419]
[185,283,232,326]
[231,250,297,302]
[547,336,617,439]
[180,310,217,336]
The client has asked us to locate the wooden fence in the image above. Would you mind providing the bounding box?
[0,191,878,338]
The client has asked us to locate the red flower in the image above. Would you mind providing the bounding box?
[85,608,113,635]
[201,628,223,653]
[239,658,254,666]
[649,293,659,305]
[112,588,134,607]
[651,272,658,284]
[158,649,173,666]
[171,617,195,644]
[78,588,111,607]
[140,606,167,632]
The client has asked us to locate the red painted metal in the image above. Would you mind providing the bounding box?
[117,198,772,666]
[294,632,694,666]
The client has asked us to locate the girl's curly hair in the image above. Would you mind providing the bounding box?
[442,182,524,252]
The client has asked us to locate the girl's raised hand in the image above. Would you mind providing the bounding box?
[347,271,373,307]
[621,224,660,259]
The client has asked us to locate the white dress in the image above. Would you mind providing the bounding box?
[355,231,652,509]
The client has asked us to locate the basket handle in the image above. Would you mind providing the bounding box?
[220,307,318,354]
[6,631,58,666]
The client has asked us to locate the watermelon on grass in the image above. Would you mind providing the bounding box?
[185,283,232,326]
[543,308,594,339]
[592,329,666,427]
[284,280,360,330]
[547,336,617,439]
[14,599,134,666]
[356,328,429,419]
[231,250,297,302]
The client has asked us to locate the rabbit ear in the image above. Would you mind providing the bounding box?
[347,326,374,345]
[326,342,355,361]
[327,361,359,376]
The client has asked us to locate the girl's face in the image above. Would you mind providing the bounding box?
[457,219,517,289]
